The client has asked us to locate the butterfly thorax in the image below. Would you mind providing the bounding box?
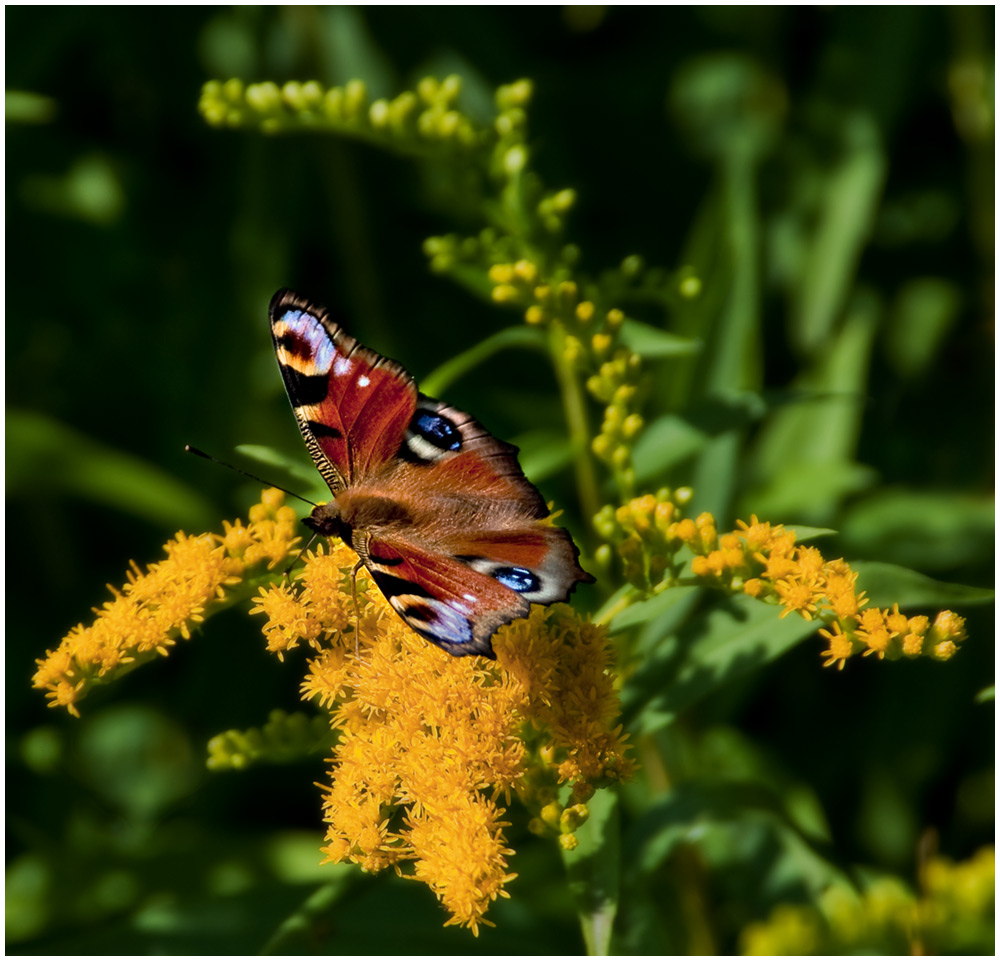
[306,491,418,556]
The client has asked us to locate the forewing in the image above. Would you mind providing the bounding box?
[269,289,417,490]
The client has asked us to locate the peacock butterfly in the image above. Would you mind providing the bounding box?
[269,289,593,659]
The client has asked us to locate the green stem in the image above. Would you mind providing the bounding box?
[562,787,621,955]
[549,323,601,529]
[593,592,637,627]
[260,875,354,954]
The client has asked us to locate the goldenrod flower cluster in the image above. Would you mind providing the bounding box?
[251,542,631,934]
[207,709,331,771]
[596,495,967,669]
[36,490,631,932]
[483,256,648,497]
[594,486,695,591]
[198,74,483,151]
[33,489,299,717]
[740,845,994,955]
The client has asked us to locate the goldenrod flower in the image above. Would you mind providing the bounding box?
[819,622,856,670]
[262,547,630,934]
[740,845,995,955]
[37,489,630,932]
[598,501,970,672]
[33,489,299,716]
[856,608,896,658]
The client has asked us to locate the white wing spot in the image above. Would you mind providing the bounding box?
[357,374,371,388]
[333,356,352,377]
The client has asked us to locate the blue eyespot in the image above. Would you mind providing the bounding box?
[493,566,539,594]
[413,411,461,451]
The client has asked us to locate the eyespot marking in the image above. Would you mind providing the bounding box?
[413,411,461,451]
[402,408,463,463]
[493,566,540,594]
[276,310,338,373]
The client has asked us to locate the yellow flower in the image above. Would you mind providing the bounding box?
[740,846,995,954]
[856,608,897,659]
[408,795,516,936]
[775,576,820,620]
[688,508,969,670]
[822,566,865,619]
[33,490,299,716]
[269,551,630,933]
[819,623,855,670]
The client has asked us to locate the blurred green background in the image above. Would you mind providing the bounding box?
[6,6,993,954]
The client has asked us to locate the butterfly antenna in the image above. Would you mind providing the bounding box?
[184,445,317,508]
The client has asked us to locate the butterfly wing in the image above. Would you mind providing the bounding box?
[340,395,594,658]
[269,289,593,658]
[363,523,588,658]
[269,289,417,492]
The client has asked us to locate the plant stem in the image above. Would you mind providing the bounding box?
[549,323,601,528]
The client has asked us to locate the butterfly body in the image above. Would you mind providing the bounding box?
[270,289,593,658]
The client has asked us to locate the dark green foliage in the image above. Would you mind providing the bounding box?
[7,6,993,954]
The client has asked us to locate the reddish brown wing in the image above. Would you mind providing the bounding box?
[269,289,416,490]
[363,522,589,658]
[345,402,594,658]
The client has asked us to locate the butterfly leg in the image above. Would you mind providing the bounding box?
[350,557,365,659]
[281,531,319,578]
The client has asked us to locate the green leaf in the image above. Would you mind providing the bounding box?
[839,489,994,571]
[632,415,707,483]
[233,444,324,491]
[739,460,878,522]
[608,586,700,635]
[622,593,818,735]
[562,788,620,956]
[744,290,881,521]
[786,525,838,542]
[851,561,994,609]
[7,409,215,529]
[623,781,847,896]
[419,325,547,397]
[619,319,700,358]
[885,277,962,378]
[6,89,57,124]
[321,6,395,97]
[511,429,574,483]
[633,394,766,485]
[791,112,886,354]
[624,781,788,874]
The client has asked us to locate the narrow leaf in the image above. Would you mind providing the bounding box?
[852,561,994,609]
[623,594,817,734]
[420,325,547,396]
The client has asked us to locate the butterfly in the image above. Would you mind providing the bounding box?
[269,288,594,659]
